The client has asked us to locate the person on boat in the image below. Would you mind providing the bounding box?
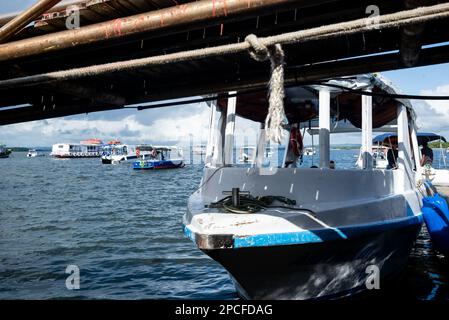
[284,125,303,167]
[387,144,399,169]
[420,141,434,166]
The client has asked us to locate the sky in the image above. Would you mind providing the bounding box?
[1,1,449,147]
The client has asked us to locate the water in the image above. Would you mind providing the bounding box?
[0,150,447,300]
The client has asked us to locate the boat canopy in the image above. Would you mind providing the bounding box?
[217,74,414,129]
[373,132,447,146]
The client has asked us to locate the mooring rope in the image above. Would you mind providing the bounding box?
[245,34,287,144]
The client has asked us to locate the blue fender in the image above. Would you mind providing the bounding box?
[422,194,449,256]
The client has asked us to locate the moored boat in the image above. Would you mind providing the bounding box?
[132,146,184,170]
[50,139,104,158]
[101,144,153,164]
[26,149,45,157]
[0,144,11,158]
[183,74,423,299]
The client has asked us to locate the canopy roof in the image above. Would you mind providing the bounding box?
[217,74,414,129]
[373,132,447,145]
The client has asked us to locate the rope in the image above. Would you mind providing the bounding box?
[208,194,297,214]
[245,34,287,144]
[2,2,449,91]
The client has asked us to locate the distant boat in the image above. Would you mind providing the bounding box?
[0,145,11,158]
[133,146,184,170]
[192,145,206,155]
[304,147,316,156]
[51,139,103,158]
[356,145,389,169]
[26,149,45,158]
[238,146,273,164]
[101,144,153,164]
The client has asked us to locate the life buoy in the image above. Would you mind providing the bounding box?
[290,126,304,157]
[136,148,141,157]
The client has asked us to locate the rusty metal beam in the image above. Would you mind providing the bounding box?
[0,0,62,43]
[0,0,332,62]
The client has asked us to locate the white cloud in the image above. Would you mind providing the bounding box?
[0,105,212,147]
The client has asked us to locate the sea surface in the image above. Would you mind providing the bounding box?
[0,150,448,300]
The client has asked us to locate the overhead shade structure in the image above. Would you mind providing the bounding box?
[218,74,413,129]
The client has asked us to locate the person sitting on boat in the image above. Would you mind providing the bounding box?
[387,145,399,169]
[420,141,434,166]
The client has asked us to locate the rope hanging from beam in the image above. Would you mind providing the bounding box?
[2,2,449,90]
[245,34,287,144]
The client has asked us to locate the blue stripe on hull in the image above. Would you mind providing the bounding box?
[184,213,423,249]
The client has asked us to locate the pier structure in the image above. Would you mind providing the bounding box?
[1,0,449,125]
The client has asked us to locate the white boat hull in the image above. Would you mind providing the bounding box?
[184,167,423,300]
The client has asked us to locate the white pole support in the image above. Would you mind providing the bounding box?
[361,92,373,170]
[205,101,218,166]
[410,122,422,176]
[224,91,237,165]
[319,89,330,168]
[256,124,266,167]
[397,104,413,190]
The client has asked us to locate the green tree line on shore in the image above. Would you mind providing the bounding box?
[429,141,449,148]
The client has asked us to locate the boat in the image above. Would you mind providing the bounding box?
[304,147,316,156]
[238,146,273,164]
[132,146,184,170]
[183,74,423,300]
[101,144,153,164]
[193,145,207,155]
[357,144,390,170]
[0,144,11,158]
[50,139,104,158]
[26,149,45,157]
[372,133,448,194]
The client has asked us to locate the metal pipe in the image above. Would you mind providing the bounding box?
[0,0,305,62]
[0,0,63,43]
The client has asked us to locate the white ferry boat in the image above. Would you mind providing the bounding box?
[50,138,104,158]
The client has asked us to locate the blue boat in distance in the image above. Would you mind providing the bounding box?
[133,146,185,170]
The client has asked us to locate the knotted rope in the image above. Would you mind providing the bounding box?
[245,34,287,144]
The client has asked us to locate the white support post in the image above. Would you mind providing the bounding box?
[224,91,237,165]
[361,93,373,170]
[397,104,413,190]
[319,89,330,168]
[410,123,422,176]
[256,124,266,167]
[205,101,218,166]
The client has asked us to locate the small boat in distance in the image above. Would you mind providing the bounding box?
[26,149,45,157]
[133,146,184,170]
[304,147,316,156]
[101,144,153,164]
[0,145,11,158]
